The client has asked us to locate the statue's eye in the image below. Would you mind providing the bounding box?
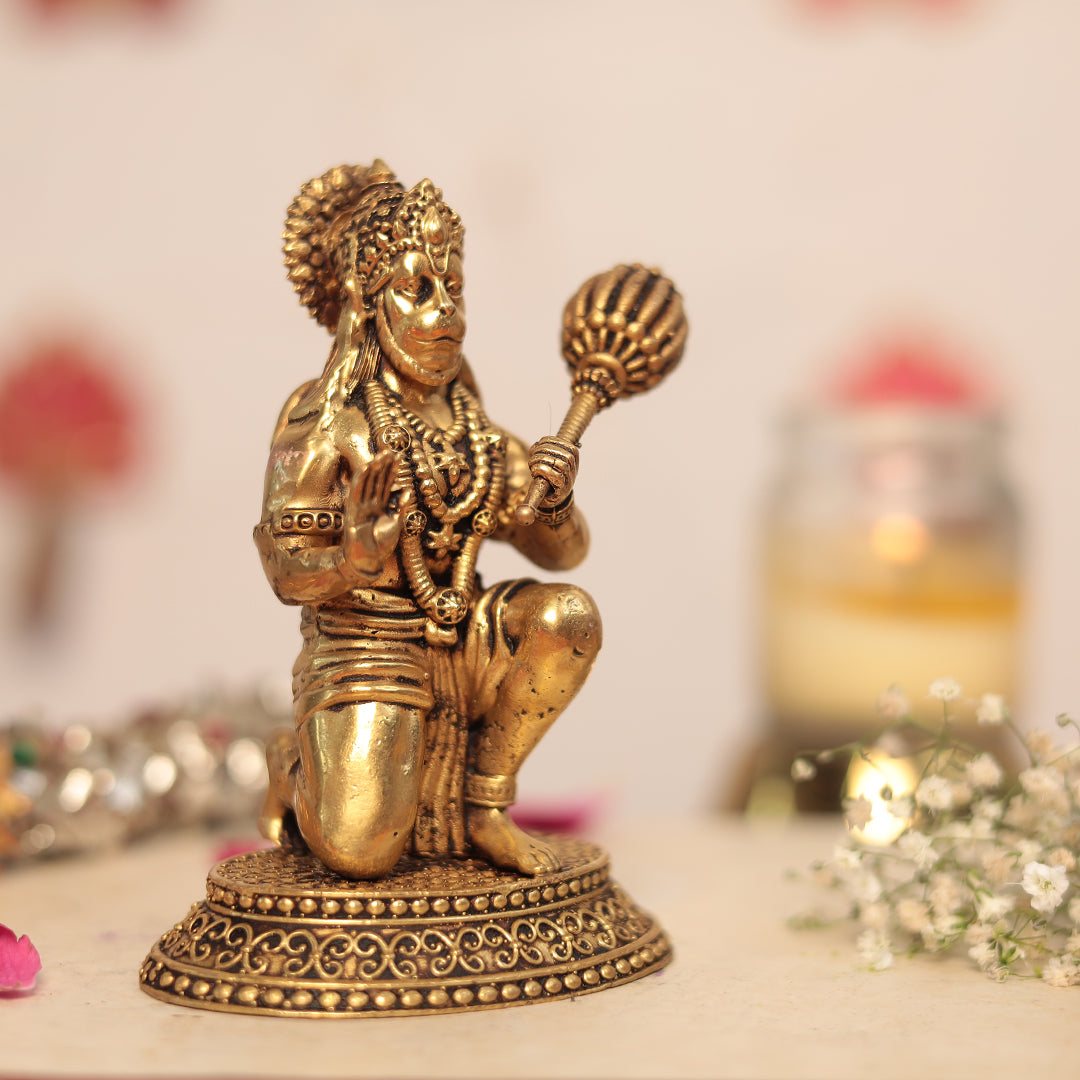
[397,277,422,300]
[446,277,463,299]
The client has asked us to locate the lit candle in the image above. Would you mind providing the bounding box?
[754,333,1020,811]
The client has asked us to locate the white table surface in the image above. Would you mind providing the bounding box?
[3,816,1078,1080]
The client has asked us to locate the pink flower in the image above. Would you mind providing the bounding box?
[0,923,42,992]
[212,837,274,863]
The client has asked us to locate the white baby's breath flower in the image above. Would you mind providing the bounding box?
[859,902,890,929]
[980,848,1014,885]
[972,798,1004,823]
[844,795,874,831]
[976,693,1006,726]
[1004,797,1041,832]
[801,681,1080,988]
[1020,766,1066,802]
[896,898,932,934]
[928,677,962,703]
[916,775,954,812]
[929,872,964,915]
[966,754,1003,791]
[920,924,946,952]
[897,830,939,871]
[850,869,884,905]
[1026,730,1055,762]
[790,757,817,782]
[1021,767,1070,818]
[1016,838,1045,866]
[832,845,862,872]
[953,822,978,842]
[968,941,996,971]
[876,731,910,759]
[1022,861,1070,915]
[975,893,1014,923]
[856,929,894,971]
[1042,956,1080,988]
[876,685,910,719]
[1047,847,1077,872]
[932,912,966,940]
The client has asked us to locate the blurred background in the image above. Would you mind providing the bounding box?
[1,0,1078,826]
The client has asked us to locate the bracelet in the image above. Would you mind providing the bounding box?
[532,492,576,527]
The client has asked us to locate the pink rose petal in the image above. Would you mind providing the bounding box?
[0,923,42,992]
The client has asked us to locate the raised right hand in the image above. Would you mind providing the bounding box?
[342,450,402,573]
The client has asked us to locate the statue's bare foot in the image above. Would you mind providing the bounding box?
[258,802,286,847]
[258,728,300,848]
[467,806,561,875]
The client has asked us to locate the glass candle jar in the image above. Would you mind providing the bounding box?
[756,404,1021,812]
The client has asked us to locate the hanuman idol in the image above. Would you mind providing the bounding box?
[140,160,685,1016]
[255,160,600,879]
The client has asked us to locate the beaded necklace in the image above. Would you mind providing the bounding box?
[363,378,505,646]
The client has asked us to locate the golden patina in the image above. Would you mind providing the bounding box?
[141,160,685,1015]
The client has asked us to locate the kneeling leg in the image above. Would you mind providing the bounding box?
[291,702,424,879]
[467,583,601,874]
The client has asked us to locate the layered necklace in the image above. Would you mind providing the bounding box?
[363,377,505,646]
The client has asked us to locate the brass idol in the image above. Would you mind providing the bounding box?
[140,160,685,1016]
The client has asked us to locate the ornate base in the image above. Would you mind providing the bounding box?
[139,836,671,1016]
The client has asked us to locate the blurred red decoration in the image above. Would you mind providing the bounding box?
[26,0,180,21]
[797,0,976,16]
[509,795,604,836]
[0,340,135,497]
[212,837,275,863]
[828,333,990,410]
[0,338,138,630]
[27,0,177,15]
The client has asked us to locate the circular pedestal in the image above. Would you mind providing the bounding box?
[139,836,671,1016]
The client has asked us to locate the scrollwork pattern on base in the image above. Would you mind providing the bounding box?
[139,838,671,1016]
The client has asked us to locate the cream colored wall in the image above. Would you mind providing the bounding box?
[1,0,1077,813]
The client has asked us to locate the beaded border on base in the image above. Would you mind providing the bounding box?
[139,838,672,1017]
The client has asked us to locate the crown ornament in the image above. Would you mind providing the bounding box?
[283,161,463,331]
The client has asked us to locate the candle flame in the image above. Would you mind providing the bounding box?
[845,748,918,845]
[870,512,929,566]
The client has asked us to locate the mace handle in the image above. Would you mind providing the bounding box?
[515,390,601,525]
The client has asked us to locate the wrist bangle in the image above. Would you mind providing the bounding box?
[533,492,575,527]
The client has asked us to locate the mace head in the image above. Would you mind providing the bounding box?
[561,264,687,408]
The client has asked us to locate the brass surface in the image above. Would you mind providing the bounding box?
[141,160,682,1015]
[518,264,686,523]
[139,838,671,1017]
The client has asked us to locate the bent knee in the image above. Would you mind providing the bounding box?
[294,797,413,879]
[536,584,602,661]
[293,762,418,879]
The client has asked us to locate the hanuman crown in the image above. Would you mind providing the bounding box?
[283,160,464,332]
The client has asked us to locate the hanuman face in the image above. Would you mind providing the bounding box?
[374,249,466,387]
